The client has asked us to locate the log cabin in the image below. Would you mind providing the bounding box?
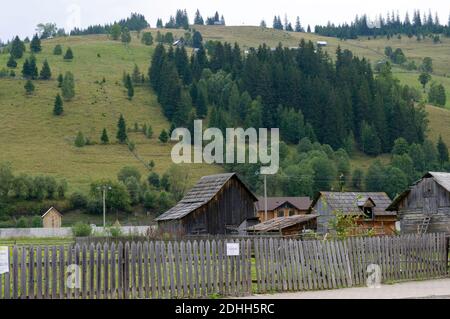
[255,197,311,222]
[155,173,258,235]
[387,172,450,234]
[310,192,397,235]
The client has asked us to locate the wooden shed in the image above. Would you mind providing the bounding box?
[41,207,62,228]
[310,192,397,236]
[387,172,450,234]
[247,214,317,236]
[155,173,258,235]
[255,197,311,222]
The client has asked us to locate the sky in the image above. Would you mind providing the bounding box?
[1,0,449,41]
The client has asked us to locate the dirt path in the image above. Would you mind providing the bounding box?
[241,278,450,299]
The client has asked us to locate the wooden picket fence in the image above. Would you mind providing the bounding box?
[0,233,448,299]
[253,233,449,293]
[0,240,252,299]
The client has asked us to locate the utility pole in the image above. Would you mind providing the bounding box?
[264,174,268,222]
[98,185,111,229]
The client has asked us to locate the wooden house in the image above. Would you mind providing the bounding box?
[310,192,396,235]
[247,214,317,236]
[387,172,450,234]
[255,197,311,222]
[155,173,258,235]
[41,207,62,228]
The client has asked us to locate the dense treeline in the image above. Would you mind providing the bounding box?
[315,10,450,39]
[70,13,149,36]
[149,40,427,155]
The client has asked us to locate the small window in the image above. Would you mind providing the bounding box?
[278,210,284,218]
[289,210,296,216]
[363,207,373,220]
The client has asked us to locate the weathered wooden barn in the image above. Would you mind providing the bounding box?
[310,192,397,235]
[155,173,258,235]
[387,172,450,234]
[247,214,317,236]
[255,197,311,222]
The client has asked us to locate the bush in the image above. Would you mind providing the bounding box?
[108,226,123,238]
[16,217,28,228]
[72,222,92,237]
[31,215,42,228]
[69,192,88,209]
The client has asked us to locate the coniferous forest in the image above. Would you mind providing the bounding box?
[149,37,437,196]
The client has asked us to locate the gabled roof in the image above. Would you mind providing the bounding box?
[247,214,317,232]
[426,172,450,192]
[311,192,395,216]
[42,207,62,218]
[387,172,450,211]
[155,173,257,222]
[255,197,311,212]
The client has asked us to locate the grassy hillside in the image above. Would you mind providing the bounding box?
[0,34,222,193]
[1,25,450,196]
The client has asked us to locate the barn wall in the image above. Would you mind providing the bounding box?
[313,198,334,234]
[179,177,256,235]
[398,178,450,233]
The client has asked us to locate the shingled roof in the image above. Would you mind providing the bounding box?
[311,192,394,216]
[387,172,450,211]
[155,173,257,222]
[248,214,317,232]
[255,197,311,211]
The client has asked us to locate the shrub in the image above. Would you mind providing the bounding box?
[69,192,88,209]
[31,215,42,228]
[108,226,123,238]
[16,217,28,228]
[72,222,92,237]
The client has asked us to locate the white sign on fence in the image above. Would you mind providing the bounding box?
[226,243,240,256]
[0,246,9,274]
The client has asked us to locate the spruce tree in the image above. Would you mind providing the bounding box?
[101,128,109,144]
[39,60,52,80]
[53,44,63,55]
[57,73,63,88]
[149,44,166,92]
[22,59,30,77]
[132,64,141,83]
[28,55,38,79]
[125,74,134,100]
[24,80,35,95]
[61,72,75,101]
[53,94,64,115]
[64,47,74,60]
[159,129,169,143]
[74,131,86,147]
[7,55,17,68]
[10,36,25,59]
[30,34,42,53]
[437,135,449,164]
[116,114,128,143]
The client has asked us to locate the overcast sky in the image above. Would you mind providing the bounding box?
[1,0,449,41]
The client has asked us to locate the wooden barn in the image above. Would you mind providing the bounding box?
[155,173,258,235]
[310,192,397,235]
[387,172,450,234]
[255,197,311,222]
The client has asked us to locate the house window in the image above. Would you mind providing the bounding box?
[278,210,284,218]
[363,207,373,220]
[289,210,295,216]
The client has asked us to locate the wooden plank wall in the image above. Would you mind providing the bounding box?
[0,239,252,299]
[254,233,448,293]
[0,234,447,299]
